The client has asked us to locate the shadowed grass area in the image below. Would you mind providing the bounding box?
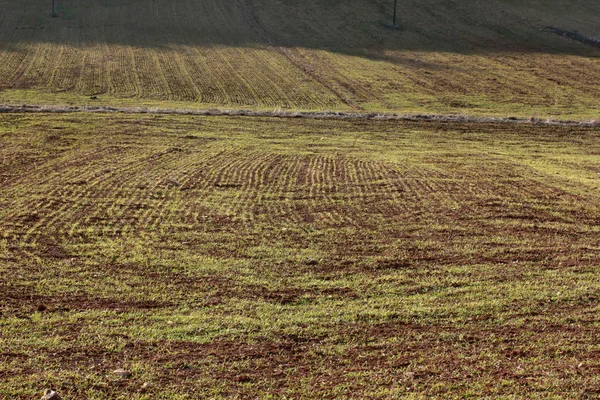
[1,113,600,398]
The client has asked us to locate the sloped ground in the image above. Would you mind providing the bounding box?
[1,113,600,398]
[0,0,600,117]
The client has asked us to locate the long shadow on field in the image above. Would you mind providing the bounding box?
[1,0,599,60]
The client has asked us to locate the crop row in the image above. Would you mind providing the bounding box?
[2,119,598,268]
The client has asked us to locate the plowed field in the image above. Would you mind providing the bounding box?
[1,0,600,117]
[1,113,600,398]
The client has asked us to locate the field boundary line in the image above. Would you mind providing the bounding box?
[0,104,599,127]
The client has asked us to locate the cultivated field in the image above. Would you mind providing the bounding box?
[2,0,600,397]
[1,0,600,117]
[1,113,600,398]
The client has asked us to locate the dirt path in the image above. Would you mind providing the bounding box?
[1,103,598,127]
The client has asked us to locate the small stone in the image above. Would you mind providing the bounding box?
[113,368,132,378]
[41,389,61,400]
[404,371,415,380]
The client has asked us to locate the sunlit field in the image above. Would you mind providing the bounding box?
[1,113,600,398]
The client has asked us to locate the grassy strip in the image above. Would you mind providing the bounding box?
[1,104,599,127]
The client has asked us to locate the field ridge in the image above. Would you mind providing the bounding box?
[1,104,599,127]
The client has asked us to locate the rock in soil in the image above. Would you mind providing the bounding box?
[113,368,132,378]
[41,390,61,400]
